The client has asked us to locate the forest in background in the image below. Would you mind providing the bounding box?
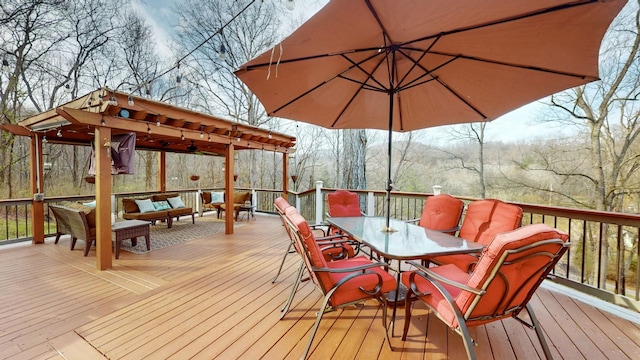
[1,0,639,217]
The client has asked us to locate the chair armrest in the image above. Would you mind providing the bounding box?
[406,261,484,295]
[312,261,388,274]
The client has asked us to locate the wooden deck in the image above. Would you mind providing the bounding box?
[1,214,639,360]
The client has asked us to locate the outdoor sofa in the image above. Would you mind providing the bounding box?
[122,192,194,228]
[200,190,251,221]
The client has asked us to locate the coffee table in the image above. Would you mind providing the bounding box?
[112,220,151,259]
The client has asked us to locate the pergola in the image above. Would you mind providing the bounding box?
[1,88,296,270]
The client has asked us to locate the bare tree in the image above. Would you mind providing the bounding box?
[436,122,488,198]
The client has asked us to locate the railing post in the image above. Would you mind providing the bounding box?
[295,193,301,212]
[195,190,202,216]
[433,185,442,195]
[367,191,375,216]
[315,181,323,225]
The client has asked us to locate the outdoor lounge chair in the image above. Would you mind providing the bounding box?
[429,199,523,272]
[401,223,570,360]
[282,211,397,359]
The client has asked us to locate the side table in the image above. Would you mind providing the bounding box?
[112,220,151,259]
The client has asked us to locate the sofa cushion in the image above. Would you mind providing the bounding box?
[135,199,155,213]
[202,191,212,204]
[153,200,171,210]
[167,196,186,209]
[152,193,180,202]
[59,201,96,228]
[210,192,224,203]
[233,192,251,204]
[123,198,146,213]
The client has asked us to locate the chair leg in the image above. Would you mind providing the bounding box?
[301,293,332,360]
[280,260,305,318]
[377,295,393,351]
[402,290,415,341]
[84,239,94,257]
[273,242,293,283]
[526,303,553,360]
[457,314,477,360]
[54,232,62,244]
[70,237,77,250]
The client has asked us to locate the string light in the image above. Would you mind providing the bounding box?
[181,131,185,141]
[101,115,106,125]
[147,123,151,134]
[56,128,62,137]
[109,95,118,106]
[207,133,211,142]
[268,131,272,139]
[200,126,204,138]
[219,44,226,61]
[128,89,134,106]
[42,135,47,143]
[285,0,295,11]
[1,57,8,72]
[64,84,71,94]
[156,120,161,126]
[126,0,257,94]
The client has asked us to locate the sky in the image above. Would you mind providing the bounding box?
[134,0,564,143]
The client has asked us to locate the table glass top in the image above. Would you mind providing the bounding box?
[326,216,483,260]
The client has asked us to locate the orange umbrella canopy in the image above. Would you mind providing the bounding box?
[236,0,626,132]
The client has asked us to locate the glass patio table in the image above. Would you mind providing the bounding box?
[325,216,483,260]
[325,216,484,335]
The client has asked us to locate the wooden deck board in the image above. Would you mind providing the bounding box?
[1,214,639,359]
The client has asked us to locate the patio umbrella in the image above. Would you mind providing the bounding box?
[235,0,626,231]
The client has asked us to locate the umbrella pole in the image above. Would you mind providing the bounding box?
[384,91,395,232]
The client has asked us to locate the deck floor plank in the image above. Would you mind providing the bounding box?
[1,214,639,359]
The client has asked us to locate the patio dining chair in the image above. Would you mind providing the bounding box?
[272,197,353,283]
[325,189,365,255]
[282,212,397,359]
[401,223,570,360]
[409,194,465,235]
[429,199,523,272]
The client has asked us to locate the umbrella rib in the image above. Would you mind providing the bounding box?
[429,51,598,80]
[269,51,388,116]
[402,0,598,49]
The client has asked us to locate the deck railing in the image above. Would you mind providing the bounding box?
[1,183,638,312]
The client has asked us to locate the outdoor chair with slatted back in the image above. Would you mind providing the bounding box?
[282,212,397,359]
[430,199,523,272]
[409,194,465,234]
[272,197,353,283]
[402,223,570,360]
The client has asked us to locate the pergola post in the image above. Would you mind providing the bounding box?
[224,144,235,234]
[158,151,166,193]
[282,152,289,201]
[95,126,112,270]
[30,134,45,244]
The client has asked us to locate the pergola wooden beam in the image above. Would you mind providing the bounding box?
[9,87,296,271]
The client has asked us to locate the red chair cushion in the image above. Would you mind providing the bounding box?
[419,194,464,232]
[327,190,362,217]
